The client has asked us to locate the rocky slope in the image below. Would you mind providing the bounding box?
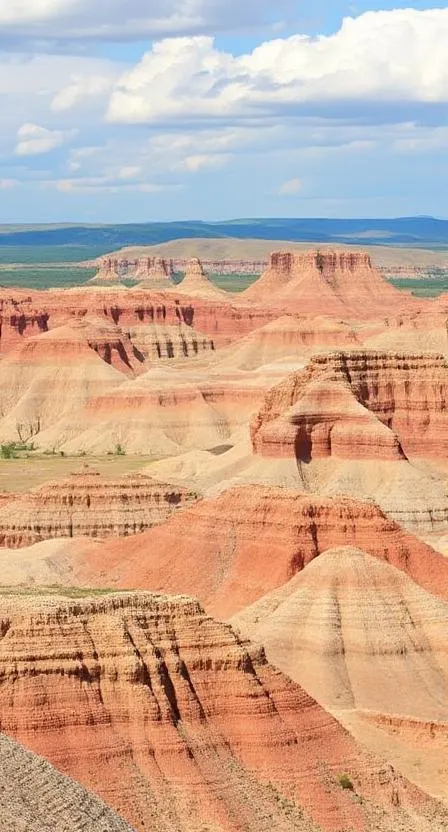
[0,589,446,832]
[176,258,228,299]
[232,546,448,719]
[66,486,448,618]
[243,250,420,318]
[251,351,448,462]
[0,471,199,547]
[0,322,129,444]
[0,732,133,831]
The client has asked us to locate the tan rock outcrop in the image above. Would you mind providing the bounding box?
[0,589,446,832]
[127,322,216,361]
[177,258,228,299]
[0,732,133,831]
[0,471,199,548]
[90,257,121,284]
[232,546,448,719]
[134,257,174,289]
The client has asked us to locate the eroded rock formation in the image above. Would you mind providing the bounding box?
[0,590,446,832]
[177,258,228,299]
[68,486,448,617]
[243,250,419,318]
[0,471,199,548]
[251,351,448,462]
[232,546,448,719]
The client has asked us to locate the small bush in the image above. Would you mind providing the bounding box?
[338,774,354,791]
[115,443,126,456]
[0,443,17,459]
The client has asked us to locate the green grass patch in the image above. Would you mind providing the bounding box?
[389,271,448,297]
[0,245,110,264]
[0,585,123,598]
[0,266,95,289]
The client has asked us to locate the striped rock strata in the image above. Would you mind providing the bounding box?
[0,590,446,832]
[0,471,199,548]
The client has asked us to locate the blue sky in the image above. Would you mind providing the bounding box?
[0,1,446,223]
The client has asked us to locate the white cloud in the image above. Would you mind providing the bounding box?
[51,74,115,112]
[107,9,448,126]
[0,0,292,40]
[14,122,76,156]
[116,166,142,180]
[0,178,19,189]
[42,176,175,194]
[277,177,302,195]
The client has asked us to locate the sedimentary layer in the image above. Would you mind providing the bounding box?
[67,486,448,618]
[0,590,446,832]
[251,351,448,461]
[0,471,199,547]
[232,546,448,719]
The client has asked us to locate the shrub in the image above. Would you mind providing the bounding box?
[338,774,354,791]
[0,443,17,459]
[115,443,126,456]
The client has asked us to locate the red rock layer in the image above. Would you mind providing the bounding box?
[0,471,199,548]
[0,287,275,353]
[243,250,420,318]
[0,732,133,831]
[251,351,448,461]
[72,486,448,618]
[0,590,445,832]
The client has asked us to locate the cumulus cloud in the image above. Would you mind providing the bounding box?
[0,0,292,41]
[277,178,302,195]
[51,74,115,112]
[14,123,76,156]
[107,9,448,126]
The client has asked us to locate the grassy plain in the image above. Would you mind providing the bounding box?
[0,454,152,492]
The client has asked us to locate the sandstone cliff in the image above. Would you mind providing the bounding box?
[0,286,275,353]
[251,351,448,462]
[134,257,174,289]
[0,589,446,832]
[90,257,122,284]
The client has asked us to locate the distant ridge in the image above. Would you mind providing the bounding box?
[1,216,448,250]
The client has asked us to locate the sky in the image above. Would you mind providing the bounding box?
[0,1,447,223]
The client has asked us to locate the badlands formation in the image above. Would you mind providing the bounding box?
[0,247,448,829]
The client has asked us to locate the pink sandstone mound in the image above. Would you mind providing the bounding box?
[243,250,420,318]
[177,258,228,299]
[0,471,199,548]
[0,589,446,832]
